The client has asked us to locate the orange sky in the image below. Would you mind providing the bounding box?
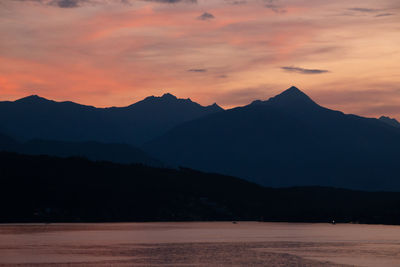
[0,0,399,118]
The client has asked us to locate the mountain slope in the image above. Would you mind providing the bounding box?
[379,116,400,128]
[144,87,400,191]
[0,94,223,145]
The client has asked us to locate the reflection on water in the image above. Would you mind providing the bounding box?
[0,222,400,266]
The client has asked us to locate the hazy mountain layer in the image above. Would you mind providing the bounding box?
[0,134,161,166]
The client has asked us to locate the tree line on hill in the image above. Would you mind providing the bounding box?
[1,152,400,225]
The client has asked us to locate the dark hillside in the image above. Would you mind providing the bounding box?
[1,152,400,225]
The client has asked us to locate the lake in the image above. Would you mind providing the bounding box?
[0,222,400,266]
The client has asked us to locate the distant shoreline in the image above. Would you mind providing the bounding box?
[1,221,400,226]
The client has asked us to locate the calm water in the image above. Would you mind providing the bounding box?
[1,222,400,266]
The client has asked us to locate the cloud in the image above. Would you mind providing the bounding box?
[229,0,246,5]
[375,13,394,17]
[264,0,286,13]
[188,69,207,72]
[49,0,87,8]
[13,0,195,7]
[197,12,215,21]
[281,66,329,74]
[11,0,43,4]
[12,0,42,2]
[144,0,197,3]
[265,4,286,13]
[343,7,394,18]
[13,0,93,8]
[348,8,381,13]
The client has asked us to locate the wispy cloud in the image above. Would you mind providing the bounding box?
[12,0,42,2]
[229,0,246,5]
[188,69,207,72]
[375,13,394,17]
[281,66,329,74]
[13,0,90,8]
[348,7,381,13]
[144,0,197,3]
[49,0,87,8]
[197,12,215,21]
[343,7,395,18]
[265,4,286,13]
[265,0,286,13]
[13,0,196,7]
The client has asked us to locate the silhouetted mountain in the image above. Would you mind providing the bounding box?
[15,94,52,104]
[144,86,400,191]
[379,116,400,128]
[1,151,400,224]
[261,86,319,108]
[0,94,223,145]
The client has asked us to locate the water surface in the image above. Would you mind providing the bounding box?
[1,222,399,266]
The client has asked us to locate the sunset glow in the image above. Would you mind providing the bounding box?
[1,0,399,118]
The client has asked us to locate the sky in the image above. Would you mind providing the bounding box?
[0,0,399,118]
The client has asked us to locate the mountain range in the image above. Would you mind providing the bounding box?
[0,93,223,145]
[1,87,400,191]
[144,87,400,191]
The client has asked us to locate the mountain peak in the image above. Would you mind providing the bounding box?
[136,93,180,106]
[379,116,400,128]
[267,86,318,108]
[287,85,302,92]
[161,93,178,100]
[278,86,308,98]
[15,95,51,104]
[207,102,224,112]
[131,93,222,112]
